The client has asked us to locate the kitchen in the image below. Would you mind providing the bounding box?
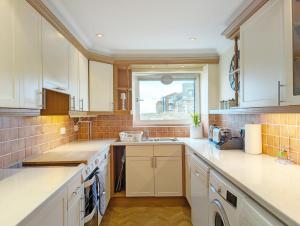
[0,0,300,226]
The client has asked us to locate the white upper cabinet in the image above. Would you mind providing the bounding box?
[89,61,114,112]
[68,45,80,111]
[240,0,291,107]
[0,0,19,108]
[78,52,89,111]
[42,18,69,93]
[15,0,42,109]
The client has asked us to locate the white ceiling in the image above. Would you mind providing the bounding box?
[42,0,251,57]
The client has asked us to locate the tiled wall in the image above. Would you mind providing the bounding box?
[0,116,77,168]
[209,113,300,165]
[78,115,190,140]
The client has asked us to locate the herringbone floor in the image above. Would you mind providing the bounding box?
[100,197,192,226]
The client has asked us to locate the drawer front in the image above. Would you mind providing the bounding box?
[126,145,153,157]
[68,173,82,203]
[154,145,182,157]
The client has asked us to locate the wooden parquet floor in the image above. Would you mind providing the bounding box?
[100,197,193,226]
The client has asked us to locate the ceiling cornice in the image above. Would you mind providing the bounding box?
[222,0,269,39]
[26,0,219,65]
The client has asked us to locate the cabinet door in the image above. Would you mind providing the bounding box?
[185,149,191,205]
[89,61,114,112]
[154,157,182,197]
[42,18,69,92]
[68,186,84,226]
[15,0,42,109]
[126,157,155,197]
[78,52,89,111]
[0,0,19,107]
[240,0,287,107]
[20,188,68,226]
[68,44,79,111]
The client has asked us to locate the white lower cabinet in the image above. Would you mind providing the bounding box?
[126,145,182,197]
[154,157,182,196]
[126,156,155,197]
[20,173,83,226]
[21,188,68,226]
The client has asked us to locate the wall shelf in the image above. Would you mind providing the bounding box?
[209,105,300,115]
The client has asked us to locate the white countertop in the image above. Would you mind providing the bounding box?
[51,139,116,153]
[181,138,300,226]
[0,167,81,226]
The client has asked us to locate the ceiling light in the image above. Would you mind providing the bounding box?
[190,37,197,41]
[180,65,185,68]
[96,33,103,38]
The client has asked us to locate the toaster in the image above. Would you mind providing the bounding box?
[212,127,232,144]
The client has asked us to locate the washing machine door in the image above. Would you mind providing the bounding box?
[209,199,230,226]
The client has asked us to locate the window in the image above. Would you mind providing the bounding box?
[133,73,200,126]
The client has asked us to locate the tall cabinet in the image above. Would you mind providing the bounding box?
[15,0,43,109]
[0,0,42,109]
[240,0,292,107]
[0,0,19,108]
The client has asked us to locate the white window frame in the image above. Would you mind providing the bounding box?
[132,73,200,127]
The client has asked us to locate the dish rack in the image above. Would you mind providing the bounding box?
[119,131,143,142]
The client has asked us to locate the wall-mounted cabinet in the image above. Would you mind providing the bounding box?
[89,61,114,112]
[42,18,69,93]
[78,52,89,111]
[240,0,290,108]
[113,65,132,114]
[68,45,80,111]
[0,0,42,109]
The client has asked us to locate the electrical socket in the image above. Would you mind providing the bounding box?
[74,125,79,132]
[60,127,66,135]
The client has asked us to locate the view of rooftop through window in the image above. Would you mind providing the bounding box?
[138,77,196,122]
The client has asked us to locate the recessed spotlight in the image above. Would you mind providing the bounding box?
[96,33,103,38]
[190,37,198,41]
[180,65,185,68]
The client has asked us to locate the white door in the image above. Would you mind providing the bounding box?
[21,188,68,226]
[191,155,209,226]
[154,157,182,197]
[68,44,79,111]
[240,0,287,107]
[0,0,19,107]
[126,156,155,197]
[185,148,192,205]
[42,18,69,92]
[67,186,84,226]
[78,52,89,111]
[89,61,114,112]
[15,0,42,109]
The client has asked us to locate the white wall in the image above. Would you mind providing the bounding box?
[219,44,235,101]
[200,64,219,136]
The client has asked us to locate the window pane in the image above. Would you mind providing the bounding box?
[139,79,195,121]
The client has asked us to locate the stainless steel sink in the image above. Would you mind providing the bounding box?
[143,137,178,142]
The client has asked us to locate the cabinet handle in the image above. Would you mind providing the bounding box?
[277,81,285,106]
[41,89,46,109]
[80,99,84,111]
[72,96,76,110]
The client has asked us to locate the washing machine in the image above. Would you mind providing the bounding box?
[209,170,285,226]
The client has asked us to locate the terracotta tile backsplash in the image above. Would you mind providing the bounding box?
[78,115,190,140]
[209,113,300,165]
[0,116,77,168]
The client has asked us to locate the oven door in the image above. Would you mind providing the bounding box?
[84,173,99,226]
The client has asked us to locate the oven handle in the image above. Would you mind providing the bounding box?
[84,206,97,223]
[84,175,96,188]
